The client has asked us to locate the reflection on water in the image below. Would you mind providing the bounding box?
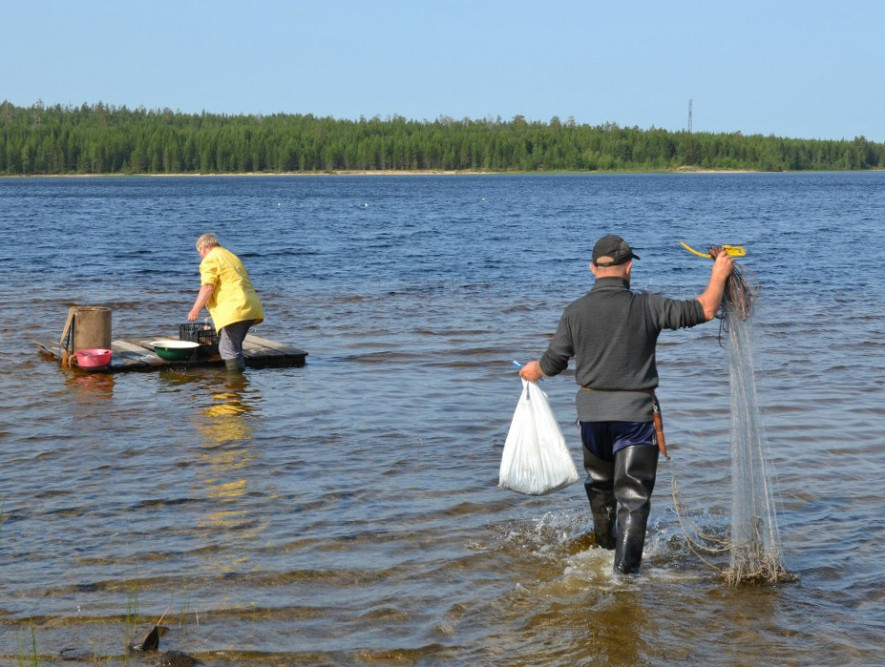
[192,373,265,575]
[66,369,116,399]
[203,374,258,420]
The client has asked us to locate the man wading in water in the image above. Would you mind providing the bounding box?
[519,234,733,574]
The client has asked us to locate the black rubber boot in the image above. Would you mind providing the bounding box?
[583,448,616,550]
[612,444,659,574]
[224,357,246,373]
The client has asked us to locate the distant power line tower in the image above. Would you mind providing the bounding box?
[686,99,695,165]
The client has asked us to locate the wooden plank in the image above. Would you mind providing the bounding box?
[59,307,76,368]
[246,334,308,354]
[113,340,151,353]
[245,334,296,350]
[109,339,164,369]
[39,336,306,372]
[112,341,158,360]
[243,339,288,358]
[38,342,62,357]
[244,334,308,357]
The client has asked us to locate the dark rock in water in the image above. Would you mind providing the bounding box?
[159,649,202,666]
[129,624,161,652]
[59,647,93,661]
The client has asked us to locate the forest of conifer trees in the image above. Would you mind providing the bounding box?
[1,100,882,175]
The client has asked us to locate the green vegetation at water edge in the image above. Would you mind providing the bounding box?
[2,100,884,175]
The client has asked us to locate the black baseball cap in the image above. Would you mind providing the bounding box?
[592,234,640,266]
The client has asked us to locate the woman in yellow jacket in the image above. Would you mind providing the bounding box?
[188,233,264,372]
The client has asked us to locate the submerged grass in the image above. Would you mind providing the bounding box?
[5,577,198,666]
[125,585,139,651]
[16,624,38,667]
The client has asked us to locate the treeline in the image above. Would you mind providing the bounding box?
[1,100,883,175]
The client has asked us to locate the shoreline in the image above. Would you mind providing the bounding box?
[3,167,881,179]
[1,168,768,179]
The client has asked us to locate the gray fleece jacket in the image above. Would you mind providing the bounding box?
[539,277,705,422]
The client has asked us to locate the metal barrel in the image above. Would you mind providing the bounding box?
[72,306,112,351]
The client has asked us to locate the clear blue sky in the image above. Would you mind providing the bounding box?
[4,0,883,141]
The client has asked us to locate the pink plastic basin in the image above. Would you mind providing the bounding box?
[75,348,112,369]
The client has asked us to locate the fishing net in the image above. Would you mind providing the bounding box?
[714,245,760,331]
[672,249,795,586]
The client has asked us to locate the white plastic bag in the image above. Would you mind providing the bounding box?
[498,379,579,495]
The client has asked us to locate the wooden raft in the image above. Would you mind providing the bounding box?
[39,334,307,372]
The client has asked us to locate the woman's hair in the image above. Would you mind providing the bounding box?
[196,233,220,252]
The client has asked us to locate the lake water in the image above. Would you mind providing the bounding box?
[1,173,883,666]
